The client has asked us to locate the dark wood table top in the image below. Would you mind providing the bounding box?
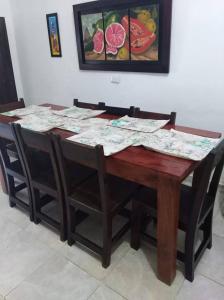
[0,103,221,185]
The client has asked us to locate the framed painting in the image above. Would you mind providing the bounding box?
[73,0,172,73]
[46,13,62,57]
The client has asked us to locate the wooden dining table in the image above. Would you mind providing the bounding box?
[0,103,221,285]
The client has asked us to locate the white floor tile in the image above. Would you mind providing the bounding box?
[6,255,99,300]
[214,186,224,216]
[197,235,224,285]
[89,285,125,300]
[25,219,130,281]
[0,215,22,244]
[0,192,30,229]
[0,230,55,296]
[213,209,224,238]
[63,240,130,281]
[105,245,184,300]
[177,274,224,300]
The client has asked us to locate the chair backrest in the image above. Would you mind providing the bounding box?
[0,98,25,113]
[53,135,110,212]
[0,122,15,141]
[98,102,136,117]
[73,98,104,110]
[12,124,62,192]
[134,108,176,125]
[0,122,16,171]
[191,139,224,230]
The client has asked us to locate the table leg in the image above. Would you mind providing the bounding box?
[157,177,180,285]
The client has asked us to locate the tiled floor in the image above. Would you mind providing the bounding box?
[0,187,223,300]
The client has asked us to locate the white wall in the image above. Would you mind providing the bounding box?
[10,0,224,133]
[0,0,23,97]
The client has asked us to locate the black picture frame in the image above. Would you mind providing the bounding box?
[46,13,62,57]
[73,0,172,73]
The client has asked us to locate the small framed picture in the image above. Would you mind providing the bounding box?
[46,13,62,57]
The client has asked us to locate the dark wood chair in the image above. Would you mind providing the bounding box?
[0,122,33,220]
[13,124,95,241]
[98,102,136,117]
[73,98,104,110]
[0,98,25,113]
[53,135,138,267]
[131,139,224,281]
[134,108,176,125]
[12,123,67,240]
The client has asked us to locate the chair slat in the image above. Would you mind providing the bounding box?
[134,108,176,125]
[98,102,136,117]
[73,98,103,110]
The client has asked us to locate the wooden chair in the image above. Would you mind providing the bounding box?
[134,108,176,125]
[98,102,136,117]
[0,98,25,113]
[0,122,33,220]
[13,124,95,241]
[131,139,224,281]
[53,135,138,267]
[12,123,68,240]
[73,98,104,110]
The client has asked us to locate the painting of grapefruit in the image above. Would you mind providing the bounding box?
[106,45,118,55]
[93,29,104,54]
[105,23,126,48]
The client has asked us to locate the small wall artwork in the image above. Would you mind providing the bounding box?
[73,0,172,73]
[46,13,62,57]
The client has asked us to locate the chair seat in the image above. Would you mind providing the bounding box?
[69,175,137,213]
[135,185,214,228]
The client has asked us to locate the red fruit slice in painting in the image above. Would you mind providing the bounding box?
[122,16,156,54]
[105,23,126,48]
[93,29,104,54]
[130,34,156,54]
[106,45,118,55]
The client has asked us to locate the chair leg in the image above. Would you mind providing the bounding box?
[67,205,76,246]
[59,199,67,242]
[204,211,213,249]
[130,199,143,250]
[184,231,195,282]
[33,189,41,224]
[102,216,112,268]
[8,176,16,207]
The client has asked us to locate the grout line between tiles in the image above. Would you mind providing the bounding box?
[3,252,57,299]
[86,285,101,300]
[197,271,224,288]
[64,238,130,282]
[175,277,185,298]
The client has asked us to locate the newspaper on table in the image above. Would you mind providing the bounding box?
[109,115,169,133]
[53,106,105,120]
[67,126,135,156]
[1,105,51,117]
[58,117,110,133]
[141,129,221,161]
[13,113,65,132]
